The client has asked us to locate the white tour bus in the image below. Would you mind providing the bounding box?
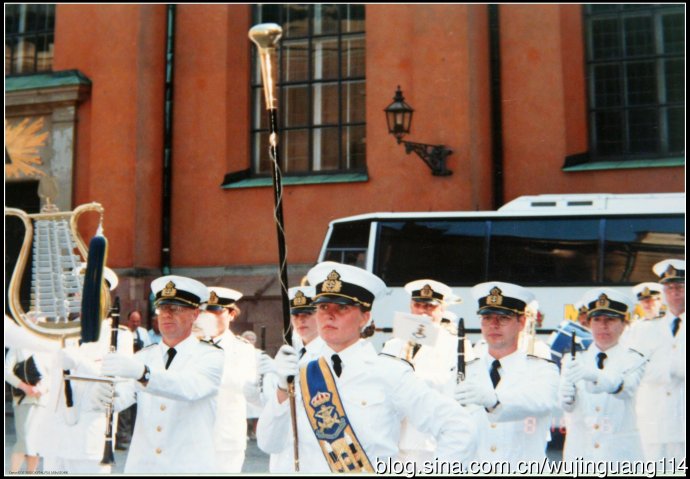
[317,193,685,351]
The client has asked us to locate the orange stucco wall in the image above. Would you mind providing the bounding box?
[500,4,684,201]
[51,4,683,274]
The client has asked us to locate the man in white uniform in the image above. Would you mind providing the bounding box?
[98,275,224,473]
[623,259,685,469]
[257,262,477,473]
[559,288,647,462]
[204,286,257,473]
[455,282,559,466]
[381,279,468,467]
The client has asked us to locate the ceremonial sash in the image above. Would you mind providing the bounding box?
[300,357,374,473]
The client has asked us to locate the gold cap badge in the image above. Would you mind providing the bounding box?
[665,265,677,278]
[208,291,219,305]
[597,293,610,308]
[322,270,343,293]
[420,284,433,298]
[487,287,503,306]
[162,281,177,298]
[293,290,307,306]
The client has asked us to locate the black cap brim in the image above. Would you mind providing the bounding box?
[312,295,359,307]
[478,306,516,316]
[290,307,316,315]
[156,298,197,308]
[588,310,625,319]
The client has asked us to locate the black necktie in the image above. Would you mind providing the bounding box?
[490,359,501,388]
[412,343,422,358]
[332,354,342,377]
[299,347,307,359]
[671,317,681,337]
[596,352,607,370]
[165,348,177,370]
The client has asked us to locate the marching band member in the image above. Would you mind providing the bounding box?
[623,259,685,468]
[98,275,224,473]
[258,285,326,472]
[204,286,257,473]
[455,282,559,466]
[560,287,647,461]
[38,268,134,473]
[380,279,469,467]
[257,262,477,473]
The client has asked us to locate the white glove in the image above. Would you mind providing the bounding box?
[455,376,499,410]
[583,367,622,394]
[274,345,299,390]
[558,378,576,406]
[59,348,82,370]
[88,381,115,413]
[561,355,586,383]
[257,352,276,375]
[102,352,144,380]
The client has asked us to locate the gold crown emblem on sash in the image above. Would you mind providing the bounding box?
[420,284,433,298]
[311,391,332,407]
[293,290,307,306]
[162,281,177,298]
[487,287,503,306]
[208,291,219,305]
[322,271,343,293]
[597,293,610,308]
[665,265,677,278]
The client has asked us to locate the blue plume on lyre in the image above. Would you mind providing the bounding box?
[81,227,108,343]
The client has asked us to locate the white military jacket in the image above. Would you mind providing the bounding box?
[467,350,559,465]
[381,329,471,456]
[257,339,477,472]
[213,330,257,453]
[36,321,134,465]
[115,335,224,473]
[562,343,647,461]
[623,311,685,445]
[265,336,326,473]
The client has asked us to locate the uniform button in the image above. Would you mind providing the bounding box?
[155,448,162,454]
[593,424,600,430]
[361,401,367,406]
[156,426,162,432]
[594,443,600,449]
[667,392,672,397]
[490,445,497,452]
[490,423,497,429]
[595,407,601,412]
[160,404,167,411]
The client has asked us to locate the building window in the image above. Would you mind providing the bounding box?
[5,4,56,75]
[584,4,684,161]
[251,4,365,175]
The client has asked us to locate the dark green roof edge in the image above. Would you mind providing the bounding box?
[563,157,684,172]
[222,172,369,189]
[5,69,92,92]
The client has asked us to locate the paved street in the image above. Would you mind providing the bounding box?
[4,408,270,474]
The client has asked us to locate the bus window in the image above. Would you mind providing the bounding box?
[488,218,600,285]
[375,220,487,286]
[603,216,685,284]
[322,220,370,267]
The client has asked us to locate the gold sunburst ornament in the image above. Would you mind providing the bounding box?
[5,117,49,178]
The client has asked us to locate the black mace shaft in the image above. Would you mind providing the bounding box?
[267,107,291,339]
[249,23,299,472]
